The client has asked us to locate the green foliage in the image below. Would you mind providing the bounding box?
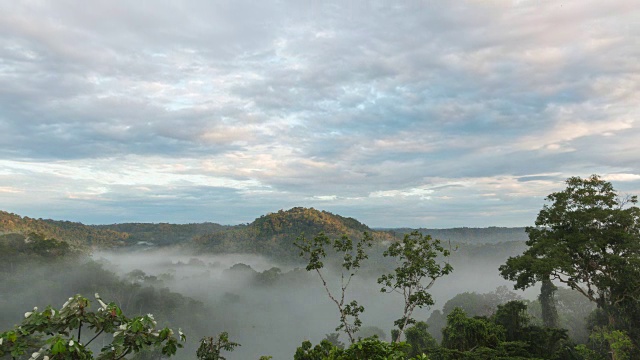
[0,294,185,360]
[539,277,559,328]
[295,231,373,343]
[404,322,438,358]
[294,338,411,360]
[438,302,574,359]
[196,332,240,360]
[294,340,336,360]
[441,308,505,352]
[0,233,83,271]
[499,175,640,347]
[193,207,394,258]
[576,327,634,360]
[378,231,453,341]
[0,211,128,248]
[493,301,530,342]
[527,286,595,344]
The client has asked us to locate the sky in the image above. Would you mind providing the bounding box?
[0,0,639,228]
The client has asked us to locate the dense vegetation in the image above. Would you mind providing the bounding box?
[1,175,638,359]
[95,223,231,247]
[0,211,128,248]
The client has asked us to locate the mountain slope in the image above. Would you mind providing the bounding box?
[0,211,128,248]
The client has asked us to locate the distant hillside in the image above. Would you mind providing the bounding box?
[191,207,394,257]
[94,222,230,246]
[0,211,128,248]
[0,208,528,255]
[388,227,528,244]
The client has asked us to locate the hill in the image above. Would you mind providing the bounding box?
[191,207,394,257]
[0,208,529,256]
[0,210,128,248]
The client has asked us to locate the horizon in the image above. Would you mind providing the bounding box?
[1,1,639,228]
[2,206,529,230]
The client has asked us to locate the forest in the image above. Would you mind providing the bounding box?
[0,175,638,359]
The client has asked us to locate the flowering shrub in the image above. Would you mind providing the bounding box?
[0,294,185,360]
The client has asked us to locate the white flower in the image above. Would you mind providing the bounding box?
[31,352,40,360]
[24,312,33,318]
[178,328,184,337]
[97,299,108,310]
[69,340,74,346]
[118,324,127,330]
[43,357,49,360]
[33,307,38,311]
[0,337,4,345]
[94,293,100,299]
[113,331,121,338]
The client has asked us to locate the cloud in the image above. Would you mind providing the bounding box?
[0,0,639,227]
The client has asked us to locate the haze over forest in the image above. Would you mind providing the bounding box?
[0,207,555,359]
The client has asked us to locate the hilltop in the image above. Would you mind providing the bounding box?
[191,207,393,257]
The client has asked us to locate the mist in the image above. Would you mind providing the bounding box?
[91,243,528,359]
[0,240,532,359]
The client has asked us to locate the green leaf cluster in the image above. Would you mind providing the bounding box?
[0,294,185,360]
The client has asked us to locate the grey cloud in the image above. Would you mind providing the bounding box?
[0,0,639,226]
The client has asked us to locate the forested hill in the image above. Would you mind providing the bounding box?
[191,207,394,257]
[0,210,128,248]
[389,226,528,244]
[0,208,528,253]
[94,222,231,246]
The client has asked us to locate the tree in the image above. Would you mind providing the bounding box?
[196,332,240,360]
[378,231,453,342]
[0,294,185,360]
[294,232,373,344]
[404,322,438,358]
[293,338,410,360]
[441,307,505,352]
[500,175,640,345]
[539,277,559,328]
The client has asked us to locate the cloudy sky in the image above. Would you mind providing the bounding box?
[1,1,639,228]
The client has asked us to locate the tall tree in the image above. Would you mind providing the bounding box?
[295,232,373,344]
[378,231,453,342]
[500,175,640,343]
[539,276,559,328]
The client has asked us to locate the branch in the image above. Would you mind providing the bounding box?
[114,349,131,360]
[316,269,340,309]
[85,329,104,346]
